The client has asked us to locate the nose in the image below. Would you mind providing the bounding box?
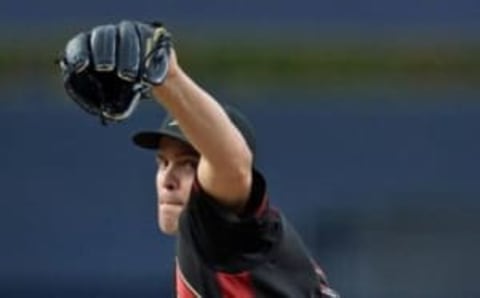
[160,166,179,191]
[163,179,176,191]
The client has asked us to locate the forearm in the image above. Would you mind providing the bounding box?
[151,62,253,182]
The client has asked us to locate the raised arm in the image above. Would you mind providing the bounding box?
[58,21,252,209]
[152,50,253,210]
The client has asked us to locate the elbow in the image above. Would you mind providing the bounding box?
[198,146,253,207]
[224,146,254,188]
[238,151,254,188]
[230,156,254,202]
[237,144,254,176]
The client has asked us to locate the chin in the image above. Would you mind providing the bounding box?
[158,204,182,235]
[159,222,178,235]
[158,214,180,235]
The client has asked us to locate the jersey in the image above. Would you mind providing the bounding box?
[174,169,339,298]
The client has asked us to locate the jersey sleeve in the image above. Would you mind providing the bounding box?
[178,168,282,272]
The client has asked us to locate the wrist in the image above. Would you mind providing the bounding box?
[151,64,182,103]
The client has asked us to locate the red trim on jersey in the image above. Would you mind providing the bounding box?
[216,271,255,298]
[176,264,201,298]
[254,195,268,217]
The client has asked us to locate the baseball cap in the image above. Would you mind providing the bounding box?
[132,105,256,155]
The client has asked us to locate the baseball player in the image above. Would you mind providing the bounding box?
[59,20,339,297]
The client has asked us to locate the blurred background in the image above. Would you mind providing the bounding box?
[1,1,480,297]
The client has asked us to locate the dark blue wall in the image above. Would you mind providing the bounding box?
[1,1,479,296]
[2,0,480,35]
[1,84,480,297]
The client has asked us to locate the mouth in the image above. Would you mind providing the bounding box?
[159,200,184,206]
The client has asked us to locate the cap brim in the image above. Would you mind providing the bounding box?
[132,130,190,150]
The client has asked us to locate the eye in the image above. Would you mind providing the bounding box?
[156,155,168,168]
[181,158,198,170]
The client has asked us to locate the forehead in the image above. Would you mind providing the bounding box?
[157,137,198,157]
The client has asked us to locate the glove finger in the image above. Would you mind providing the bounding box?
[138,23,170,85]
[117,21,141,82]
[134,22,155,54]
[90,24,117,72]
[143,39,169,85]
[63,32,90,73]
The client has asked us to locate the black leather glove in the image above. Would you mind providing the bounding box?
[58,20,171,123]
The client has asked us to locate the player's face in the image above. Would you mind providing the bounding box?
[155,137,199,235]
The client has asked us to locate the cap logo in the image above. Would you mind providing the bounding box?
[167,120,178,127]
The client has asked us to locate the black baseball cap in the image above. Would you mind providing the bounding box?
[132,105,256,155]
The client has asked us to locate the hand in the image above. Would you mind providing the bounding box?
[58,20,172,123]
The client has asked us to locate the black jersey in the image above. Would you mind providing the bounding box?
[175,170,339,298]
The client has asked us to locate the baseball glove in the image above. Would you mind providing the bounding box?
[58,20,171,124]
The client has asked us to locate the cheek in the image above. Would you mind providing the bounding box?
[181,175,196,202]
[155,171,161,191]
